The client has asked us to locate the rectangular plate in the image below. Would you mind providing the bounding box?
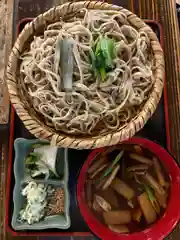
[12,138,70,231]
[6,19,171,236]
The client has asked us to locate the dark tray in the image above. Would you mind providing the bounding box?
[6,19,170,237]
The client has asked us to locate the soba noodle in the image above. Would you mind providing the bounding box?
[20,9,154,135]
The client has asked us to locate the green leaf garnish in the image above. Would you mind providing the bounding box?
[90,36,116,82]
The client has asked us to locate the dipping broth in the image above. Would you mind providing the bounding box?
[85,144,170,234]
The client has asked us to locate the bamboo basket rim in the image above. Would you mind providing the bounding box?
[6,1,165,149]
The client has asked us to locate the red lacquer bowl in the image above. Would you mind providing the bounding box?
[77,137,180,240]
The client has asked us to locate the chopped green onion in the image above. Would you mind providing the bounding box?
[144,184,161,214]
[97,151,124,184]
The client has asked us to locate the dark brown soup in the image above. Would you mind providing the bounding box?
[85,144,170,234]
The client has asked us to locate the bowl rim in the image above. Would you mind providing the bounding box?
[77,137,180,240]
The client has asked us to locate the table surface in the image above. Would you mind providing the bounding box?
[1,0,180,239]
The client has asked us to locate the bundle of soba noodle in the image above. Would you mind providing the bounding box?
[20,9,154,135]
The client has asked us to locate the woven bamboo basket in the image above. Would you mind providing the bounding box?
[6,1,164,149]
